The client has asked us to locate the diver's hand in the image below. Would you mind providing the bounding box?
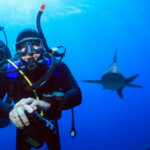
[15,97,50,112]
[9,105,33,128]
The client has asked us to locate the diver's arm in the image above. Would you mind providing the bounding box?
[0,65,14,119]
[57,61,82,110]
[0,101,13,119]
[0,78,13,119]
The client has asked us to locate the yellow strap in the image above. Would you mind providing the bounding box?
[7,59,43,116]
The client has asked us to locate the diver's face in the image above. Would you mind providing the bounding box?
[21,53,40,62]
[16,37,43,62]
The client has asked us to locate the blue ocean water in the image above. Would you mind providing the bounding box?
[0,0,149,150]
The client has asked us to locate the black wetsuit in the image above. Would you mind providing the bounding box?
[0,58,82,150]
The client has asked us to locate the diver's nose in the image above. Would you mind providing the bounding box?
[26,44,33,55]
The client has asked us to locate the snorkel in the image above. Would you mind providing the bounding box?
[36,4,66,58]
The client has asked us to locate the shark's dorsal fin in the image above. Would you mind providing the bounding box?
[114,49,117,63]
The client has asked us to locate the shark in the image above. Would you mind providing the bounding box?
[82,50,143,99]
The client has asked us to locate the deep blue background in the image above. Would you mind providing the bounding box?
[0,0,149,150]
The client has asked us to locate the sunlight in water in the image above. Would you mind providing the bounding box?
[0,0,91,25]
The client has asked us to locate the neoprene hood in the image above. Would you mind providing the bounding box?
[16,29,41,42]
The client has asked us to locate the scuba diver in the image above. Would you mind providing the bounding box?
[0,4,82,150]
[0,26,12,128]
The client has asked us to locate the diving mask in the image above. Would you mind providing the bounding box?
[15,38,43,56]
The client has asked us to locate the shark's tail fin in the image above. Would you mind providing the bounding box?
[117,74,143,99]
[114,49,117,63]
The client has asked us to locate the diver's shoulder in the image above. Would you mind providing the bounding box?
[12,53,20,61]
[58,60,67,67]
[0,63,8,71]
[0,54,21,71]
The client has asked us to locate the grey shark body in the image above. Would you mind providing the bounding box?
[82,50,142,99]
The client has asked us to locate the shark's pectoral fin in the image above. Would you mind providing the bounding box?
[124,83,143,88]
[117,87,124,99]
[82,80,102,84]
[125,74,139,83]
